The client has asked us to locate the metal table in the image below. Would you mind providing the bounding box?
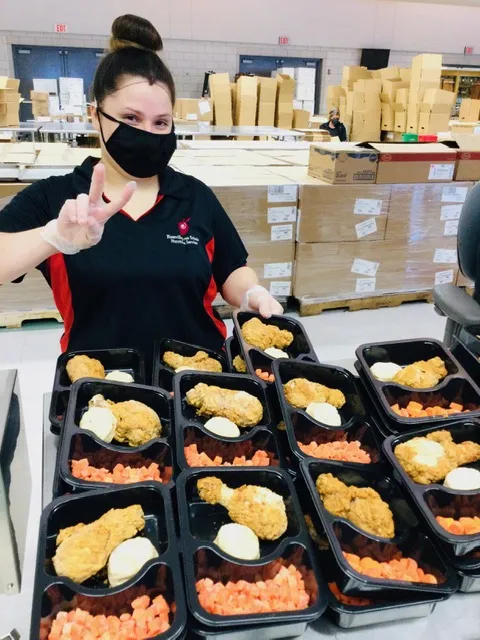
[18,166,73,182]
[0,123,41,143]
[175,124,305,141]
[39,122,98,142]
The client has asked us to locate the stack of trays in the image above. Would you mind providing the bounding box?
[355,338,480,437]
[383,421,480,593]
[49,348,146,434]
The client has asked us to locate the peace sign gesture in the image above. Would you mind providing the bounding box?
[41,163,137,255]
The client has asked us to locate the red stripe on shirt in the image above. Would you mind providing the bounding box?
[48,254,74,352]
[204,238,227,340]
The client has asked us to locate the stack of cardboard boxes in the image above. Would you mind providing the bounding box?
[459,98,480,122]
[30,90,49,118]
[406,54,443,134]
[257,78,277,127]
[275,74,295,129]
[294,67,315,114]
[235,76,257,139]
[350,79,382,142]
[209,73,233,126]
[0,77,20,127]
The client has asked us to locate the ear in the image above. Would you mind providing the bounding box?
[90,104,100,132]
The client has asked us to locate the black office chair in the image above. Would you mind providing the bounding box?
[433,182,480,375]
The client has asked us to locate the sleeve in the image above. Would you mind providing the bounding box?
[209,190,248,287]
[339,124,347,142]
[458,181,480,281]
[319,122,329,131]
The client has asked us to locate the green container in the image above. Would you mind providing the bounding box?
[402,133,418,142]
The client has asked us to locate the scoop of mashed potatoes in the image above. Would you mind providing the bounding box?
[306,402,341,426]
[204,417,240,438]
[79,406,117,443]
[370,362,403,382]
[108,537,158,587]
[105,370,134,383]
[214,523,260,560]
[264,347,289,359]
[444,467,480,490]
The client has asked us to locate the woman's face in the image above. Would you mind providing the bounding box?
[92,75,173,141]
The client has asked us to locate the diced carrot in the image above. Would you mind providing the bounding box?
[450,402,463,412]
[399,409,410,418]
[407,401,423,412]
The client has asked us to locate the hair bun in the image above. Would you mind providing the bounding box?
[110,14,163,53]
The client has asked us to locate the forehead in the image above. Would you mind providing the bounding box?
[106,77,172,112]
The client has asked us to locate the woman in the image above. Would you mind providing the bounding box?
[320,108,347,142]
[0,14,282,370]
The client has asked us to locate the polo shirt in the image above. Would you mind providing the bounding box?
[0,158,248,370]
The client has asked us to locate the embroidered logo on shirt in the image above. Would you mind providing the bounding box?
[178,218,190,236]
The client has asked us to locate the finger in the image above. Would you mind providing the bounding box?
[86,217,103,242]
[103,181,137,218]
[88,163,105,205]
[59,199,77,224]
[76,193,90,226]
[258,297,273,319]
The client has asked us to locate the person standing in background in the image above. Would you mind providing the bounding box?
[320,108,347,141]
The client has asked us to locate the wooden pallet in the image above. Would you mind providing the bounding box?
[297,290,434,317]
[0,308,62,329]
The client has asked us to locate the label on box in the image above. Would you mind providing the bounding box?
[441,186,468,203]
[198,101,211,115]
[264,262,292,278]
[186,113,198,121]
[355,218,377,239]
[353,198,383,216]
[440,204,462,220]
[267,185,298,203]
[351,258,380,277]
[444,219,459,236]
[428,164,455,181]
[269,281,291,296]
[355,277,376,293]
[268,206,297,224]
[435,269,455,285]
[271,224,293,241]
[433,248,457,264]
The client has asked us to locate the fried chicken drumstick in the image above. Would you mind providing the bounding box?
[197,477,287,540]
[163,350,222,373]
[186,383,263,427]
[284,378,346,409]
[241,317,293,351]
[316,473,395,538]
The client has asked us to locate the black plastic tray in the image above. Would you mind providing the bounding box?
[188,617,308,640]
[300,458,458,597]
[30,484,186,640]
[54,378,173,496]
[177,425,285,471]
[457,567,480,592]
[49,348,146,435]
[177,467,327,629]
[232,311,318,385]
[382,421,480,557]
[225,336,247,374]
[153,338,229,392]
[273,359,382,470]
[355,338,480,430]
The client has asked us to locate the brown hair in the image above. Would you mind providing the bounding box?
[93,14,175,106]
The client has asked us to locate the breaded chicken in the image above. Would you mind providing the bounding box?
[163,350,222,373]
[197,477,287,540]
[394,430,480,484]
[284,378,346,409]
[53,505,144,583]
[316,473,394,539]
[233,355,247,373]
[186,383,263,427]
[88,395,162,447]
[241,317,293,351]
[66,355,105,383]
[392,357,447,389]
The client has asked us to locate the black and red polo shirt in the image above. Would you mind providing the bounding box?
[0,158,248,367]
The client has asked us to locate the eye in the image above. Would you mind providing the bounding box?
[155,119,169,128]
[123,114,139,124]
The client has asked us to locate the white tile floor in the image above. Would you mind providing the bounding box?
[0,303,452,637]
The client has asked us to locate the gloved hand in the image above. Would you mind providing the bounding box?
[41,163,136,255]
[241,285,284,318]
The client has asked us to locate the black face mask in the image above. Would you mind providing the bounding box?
[97,109,177,179]
[332,117,340,124]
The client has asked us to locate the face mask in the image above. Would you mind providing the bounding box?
[97,109,177,179]
[332,117,340,124]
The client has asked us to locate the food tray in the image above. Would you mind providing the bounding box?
[49,348,146,435]
[30,484,186,640]
[298,481,447,630]
[188,617,308,640]
[382,421,480,556]
[225,336,247,375]
[177,425,285,471]
[272,360,382,469]
[300,458,458,597]
[456,567,480,593]
[232,311,318,384]
[177,467,327,629]
[55,378,173,497]
[153,338,229,392]
[355,339,480,430]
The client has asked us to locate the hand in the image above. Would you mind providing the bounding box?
[41,163,136,255]
[242,285,284,319]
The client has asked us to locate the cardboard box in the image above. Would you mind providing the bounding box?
[361,143,456,184]
[387,182,473,239]
[275,74,295,129]
[0,90,20,103]
[235,76,257,128]
[308,143,378,184]
[209,73,233,126]
[393,103,407,132]
[381,79,408,102]
[380,67,400,81]
[445,135,480,181]
[406,103,419,134]
[30,90,49,102]
[418,91,454,136]
[342,66,369,91]
[381,99,394,131]
[174,98,213,122]
[327,85,346,112]
[246,241,295,295]
[0,77,20,91]
[293,109,310,129]
[0,102,20,127]
[396,88,409,109]
[459,99,480,122]
[257,77,277,127]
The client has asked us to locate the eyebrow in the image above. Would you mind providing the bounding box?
[122,107,171,118]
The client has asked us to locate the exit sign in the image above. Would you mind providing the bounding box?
[55,23,68,33]
[278,36,289,45]
[465,46,474,55]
